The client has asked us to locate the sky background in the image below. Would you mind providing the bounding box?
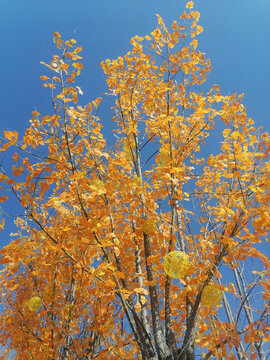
[0,0,270,245]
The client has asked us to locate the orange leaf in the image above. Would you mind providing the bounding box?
[65,52,73,59]
[53,31,61,38]
[180,11,187,19]
[223,129,231,138]
[4,130,18,141]
[40,182,50,194]
[12,165,24,177]
[72,62,83,70]
[74,46,82,53]
[0,196,8,203]
[61,63,69,72]
[13,153,19,163]
[135,302,141,312]
[92,97,102,108]
[186,1,194,9]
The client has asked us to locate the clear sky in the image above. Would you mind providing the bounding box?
[0,0,270,244]
[1,0,270,130]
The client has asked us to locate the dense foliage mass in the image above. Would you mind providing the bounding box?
[0,2,269,359]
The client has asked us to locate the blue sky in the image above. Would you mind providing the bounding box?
[1,0,270,131]
[0,0,270,244]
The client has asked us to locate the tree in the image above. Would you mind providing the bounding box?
[0,2,269,359]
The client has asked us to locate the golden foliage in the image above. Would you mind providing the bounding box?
[0,3,269,359]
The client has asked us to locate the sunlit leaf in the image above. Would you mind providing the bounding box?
[53,32,61,38]
[4,130,18,141]
[89,179,106,195]
[196,25,204,35]
[186,1,194,9]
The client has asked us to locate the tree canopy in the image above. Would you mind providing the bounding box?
[0,2,269,359]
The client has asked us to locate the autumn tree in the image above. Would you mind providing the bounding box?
[0,2,269,359]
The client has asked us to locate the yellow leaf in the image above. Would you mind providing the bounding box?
[92,97,102,108]
[89,179,106,195]
[223,129,231,138]
[214,95,222,102]
[190,39,198,49]
[40,61,52,69]
[156,14,166,30]
[184,192,190,201]
[133,175,142,187]
[158,148,169,166]
[113,235,120,245]
[140,295,147,305]
[196,25,204,35]
[231,130,240,140]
